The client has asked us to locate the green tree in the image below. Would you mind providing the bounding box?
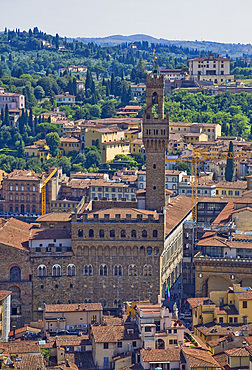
[58,156,71,175]
[34,85,45,100]
[174,162,191,175]
[85,150,101,168]
[1,108,4,123]
[225,141,234,182]
[101,100,116,118]
[4,104,9,126]
[45,132,61,156]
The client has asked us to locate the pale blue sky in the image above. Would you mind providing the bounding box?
[1,0,252,43]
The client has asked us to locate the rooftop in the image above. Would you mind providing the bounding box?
[0,218,32,251]
[45,303,102,313]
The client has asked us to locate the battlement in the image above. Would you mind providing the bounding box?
[146,72,165,85]
[73,211,164,224]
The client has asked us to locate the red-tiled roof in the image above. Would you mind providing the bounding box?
[30,228,71,240]
[45,303,102,313]
[0,218,32,250]
[141,348,181,363]
[182,347,221,368]
[0,290,11,301]
[225,347,249,357]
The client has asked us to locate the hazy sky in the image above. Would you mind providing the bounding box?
[1,0,252,43]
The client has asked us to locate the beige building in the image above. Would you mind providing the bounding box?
[189,54,234,84]
[135,303,185,350]
[85,127,124,148]
[169,122,221,141]
[215,181,247,197]
[0,91,25,110]
[60,137,80,155]
[188,283,252,332]
[43,303,103,334]
[55,93,75,106]
[91,316,141,369]
[102,140,130,162]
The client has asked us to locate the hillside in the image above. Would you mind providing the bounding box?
[74,34,252,58]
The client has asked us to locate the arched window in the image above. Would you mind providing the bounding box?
[99,229,104,238]
[143,265,152,276]
[131,230,136,238]
[153,230,158,237]
[114,265,123,276]
[67,264,76,276]
[37,265,47,277]
[84,264,93,276]
[78,229,83,237]
[110,230,115,237]
[99,264,108,276]
[10,286,21,316]
[156,338,165,349]
[84,298,92,303]
[52,264,61,277]
[114,299,122,308]
[147,247,152,256]
[10,266,21,282]
[142,230,147,238]
[128,264,137,276]
[89,229,94,238]
[121,230,126,238]
[154,248,159,256]
[99,298,107,307]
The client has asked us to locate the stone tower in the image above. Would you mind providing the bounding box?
[143,62,169,212]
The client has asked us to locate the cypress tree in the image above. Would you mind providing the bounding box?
[110,73,115,95]
[34,115,38,134]
[106,81,110,97]
[0,108,4,123]
[127,85,133,103]
[4,104,9,125]
[85,70,92,93]
[225,141,234,182]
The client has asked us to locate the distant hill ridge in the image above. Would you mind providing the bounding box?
[71,34,252,57]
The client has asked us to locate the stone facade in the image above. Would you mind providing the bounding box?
[194,257,252,297]
[143,69,169,212]
[30,210,164,321]
[0,242,32,328]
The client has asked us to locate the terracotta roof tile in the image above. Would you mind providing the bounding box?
[15,354,46,370]
[30,228,71,240]
[36,213,72,222]
[225,347,249,357]
[45,303,102,313]
[9,325,41,337]
[166,196,192,235]
[0,218,32,250]
[182,347,221,368]
[92,322,139,343]
[0,290,11,301]
[235,291,252,300]
[187,297,212,309]
[140,348,181,363]
[0,341,40,354]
